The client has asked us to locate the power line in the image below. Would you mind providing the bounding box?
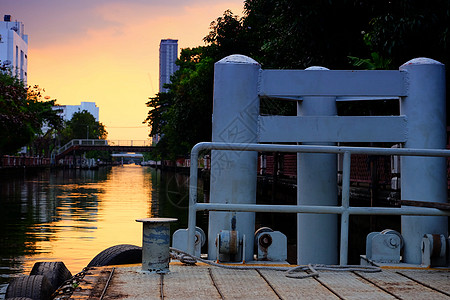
[107,126,148,129]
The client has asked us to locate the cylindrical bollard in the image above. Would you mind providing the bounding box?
[136,218,177,273]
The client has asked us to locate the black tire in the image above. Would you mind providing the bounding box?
[5,298,34,300]
[5,275,54,300]
[29,261,72,290]
[87,244,142,267]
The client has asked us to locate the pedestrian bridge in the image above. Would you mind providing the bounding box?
[56,139,154,160]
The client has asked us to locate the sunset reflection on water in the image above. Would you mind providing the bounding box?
[0,162,204,292]
[8,165,155,275]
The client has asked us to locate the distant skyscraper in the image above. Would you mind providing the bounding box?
[159,39,179,93]
[0,15,28,85]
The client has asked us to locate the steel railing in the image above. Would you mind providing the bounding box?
[56,139,152,155]
[187,142,450,265]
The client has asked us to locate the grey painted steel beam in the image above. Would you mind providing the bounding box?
[259,70,407,98]
[258,116,408,143]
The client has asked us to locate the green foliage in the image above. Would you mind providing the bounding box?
[145,47,215,160]
[0,65,63,156]
[348,53,392,70]
[145,0,450,159]
[58,110,110,161]
[61,110,107,145]
[242,0,370,69]
[364,0,450,67]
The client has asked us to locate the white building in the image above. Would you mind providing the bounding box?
[40,102,99,137]
[57,102,100,121]
[0,15,28,85]
[159,39,179,93]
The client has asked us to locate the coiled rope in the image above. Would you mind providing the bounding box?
[169,247,381,279]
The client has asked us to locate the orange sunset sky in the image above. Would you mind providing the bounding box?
[1,0,245,140]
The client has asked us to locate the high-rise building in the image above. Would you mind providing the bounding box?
[159,39,179,93]
[0,15,28,85]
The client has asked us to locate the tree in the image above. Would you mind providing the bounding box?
[145,1,450,159]
[0,64,62,156]
[60,110,107,145]
[241,0,372,69]
[58,110,109,161]
[144,47,216,160]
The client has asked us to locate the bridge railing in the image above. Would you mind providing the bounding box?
[106,140,152,147]
[57,139,108,155]
[57,139,153,155]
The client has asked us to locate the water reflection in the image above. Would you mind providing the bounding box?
[0,165,205,291]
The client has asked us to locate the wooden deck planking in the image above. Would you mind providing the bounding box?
[163,265,222,300]
[258,269,340,299]
[316,271,395,300]
[356,269,450,300]
[396,269,450,297]
[71,265,450,299]
[106,266,160,300]
[209,268,279,300]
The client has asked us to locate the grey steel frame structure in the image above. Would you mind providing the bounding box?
[188,142,450,265]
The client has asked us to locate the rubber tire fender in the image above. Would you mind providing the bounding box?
[87,244,142,267]
[5,275,54,300]
[29,261,72,291]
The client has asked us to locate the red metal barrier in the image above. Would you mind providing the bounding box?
[1,155,51,168]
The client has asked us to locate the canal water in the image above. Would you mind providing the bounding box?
[0,165,208,294]
[0,164,397,295]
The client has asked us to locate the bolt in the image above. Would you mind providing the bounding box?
[389,237,399,247]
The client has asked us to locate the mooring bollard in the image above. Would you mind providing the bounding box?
[136,218,177,273]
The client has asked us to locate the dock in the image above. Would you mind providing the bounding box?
[70,263,450,299]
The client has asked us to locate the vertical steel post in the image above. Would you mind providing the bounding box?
[136,218,177,273]
[208,55,261,261]
[340,151,351,265]
[188,148,199,255]
[297,66,338,264]
[400,58,448,264]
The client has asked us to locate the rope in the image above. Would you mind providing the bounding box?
[169,247,381,279]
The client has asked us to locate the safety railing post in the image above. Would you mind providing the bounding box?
[188,146,200,255]
[340,151,351,265]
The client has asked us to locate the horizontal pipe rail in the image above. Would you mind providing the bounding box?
[194,203,450,217]
[187,142,450,264]
[191,142,450,157]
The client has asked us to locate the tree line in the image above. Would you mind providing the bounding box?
[144,0,450,160]
[0,62,107,158]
